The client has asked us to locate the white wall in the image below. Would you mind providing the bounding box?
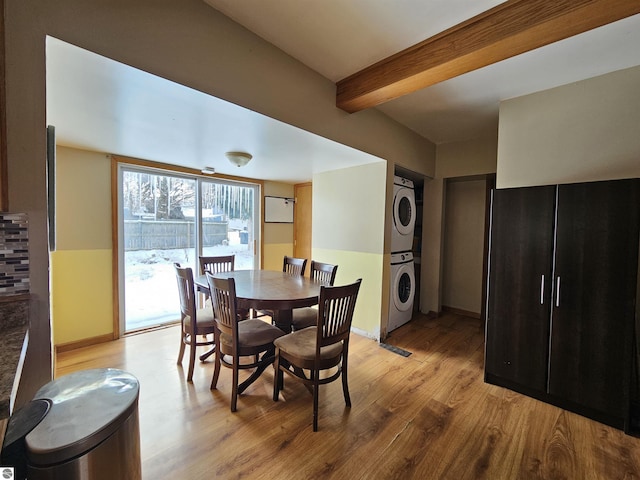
[421,138,497,315]
[421,178,445,314]
[442,179,487,315]
[312,161,387,338]
[498,65,640,188]
[437,136,497,179]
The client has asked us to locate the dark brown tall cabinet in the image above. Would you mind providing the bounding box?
[485,178,640,431]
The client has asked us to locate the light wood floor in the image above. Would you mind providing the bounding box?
[55,312,640,480]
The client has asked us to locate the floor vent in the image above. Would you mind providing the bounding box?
[380,343,412,357]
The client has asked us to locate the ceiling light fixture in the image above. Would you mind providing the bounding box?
[201,166,216,175]
[225,151,252,167]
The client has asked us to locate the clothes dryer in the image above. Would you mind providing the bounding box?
[388,251,415,332]
[391,175,416,253]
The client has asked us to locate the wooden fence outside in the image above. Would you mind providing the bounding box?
[124,220,227,251]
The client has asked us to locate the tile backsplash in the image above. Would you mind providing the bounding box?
[0,213,29,295]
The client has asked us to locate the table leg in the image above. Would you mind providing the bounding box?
[272,309,293,333]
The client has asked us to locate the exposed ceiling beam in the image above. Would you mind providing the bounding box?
[336,0,640,113]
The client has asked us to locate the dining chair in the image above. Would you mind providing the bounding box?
[283,255,307,276]
[199,254,250,319]
[199,254,235,276]
[197,255,235,299]
[206,272,286,412]
[272,278,362,431]
[291,261,338,331]
[174,263,216,383]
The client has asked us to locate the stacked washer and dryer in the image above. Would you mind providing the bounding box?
[389,175,417,332]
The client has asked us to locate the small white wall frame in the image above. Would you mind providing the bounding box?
[264,196,294,223]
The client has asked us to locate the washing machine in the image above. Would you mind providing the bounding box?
[391,175,416,253]
[388,251,415,332]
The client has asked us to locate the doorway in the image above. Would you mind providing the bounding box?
[441,175,492,321]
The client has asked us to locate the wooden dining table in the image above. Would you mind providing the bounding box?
[194,270,323,332]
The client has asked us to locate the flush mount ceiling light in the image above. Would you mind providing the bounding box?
[201,166,216,175]
[225,151,253,168]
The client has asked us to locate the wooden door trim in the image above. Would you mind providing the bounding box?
[293,182,312,274]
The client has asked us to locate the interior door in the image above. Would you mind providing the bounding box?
[294,183,312,273]
[485,185,556,392]
[548,179,640,422]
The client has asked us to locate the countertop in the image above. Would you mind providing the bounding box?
[0,294,30,421]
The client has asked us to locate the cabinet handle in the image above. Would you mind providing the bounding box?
[540,275,545,305]
[555,276,561,307]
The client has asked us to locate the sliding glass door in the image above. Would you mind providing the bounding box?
[201,180,256,269]
[118,165,259,333]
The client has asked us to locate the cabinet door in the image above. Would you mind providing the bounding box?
[485,185,556,391]
[549,179,640,421]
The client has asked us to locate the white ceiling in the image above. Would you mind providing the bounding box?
[46,37,383,184]
[47,2,640,183]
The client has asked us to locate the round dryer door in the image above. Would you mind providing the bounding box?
[393,187,416,236]
[392,262,415,312]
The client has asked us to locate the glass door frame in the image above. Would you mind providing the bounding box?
[116,161,261,336]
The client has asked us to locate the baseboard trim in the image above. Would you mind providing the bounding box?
[55,333,114,354]
[442,306,481,319]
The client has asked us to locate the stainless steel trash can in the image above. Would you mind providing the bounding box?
[25,368,141,480]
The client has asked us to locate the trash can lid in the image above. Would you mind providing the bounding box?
[25,368,139,466]
[2,399,50,450]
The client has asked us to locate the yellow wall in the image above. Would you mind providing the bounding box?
[51,148,292,346]
[313,162,387,338]
[312,248,384,337]
[263,181,294,269]
[263,244,293,271]
[50,250,113,344]
[52,147,112,346]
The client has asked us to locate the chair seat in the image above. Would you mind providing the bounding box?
[220,319,285,349]
[184,306,216,334]
[274,326,343,361]
[292,307,318,330]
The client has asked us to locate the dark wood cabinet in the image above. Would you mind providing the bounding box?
[485,185,555,392]
[485,178,640,431]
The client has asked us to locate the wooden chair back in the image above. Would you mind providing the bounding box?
[206,273,239,343]
[310,261,338,286]
[199,254,235,275]
[316,279,362,350]
[206,271,285,411]
[283,256,307,276]
[174,262,196,331]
